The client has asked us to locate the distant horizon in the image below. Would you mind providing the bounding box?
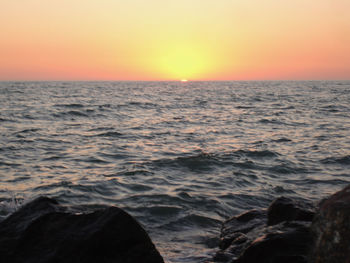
[1,78,350,83]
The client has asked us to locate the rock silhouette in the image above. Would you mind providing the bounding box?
[215,185,350,263]
[0,196,164,263]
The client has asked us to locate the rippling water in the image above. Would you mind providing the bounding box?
[1,81,350,262]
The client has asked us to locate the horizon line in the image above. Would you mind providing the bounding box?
[1,79,349,82]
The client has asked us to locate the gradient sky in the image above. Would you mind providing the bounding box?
[1,0,349,81]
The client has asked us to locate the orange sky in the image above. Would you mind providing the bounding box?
[1,0,349,81]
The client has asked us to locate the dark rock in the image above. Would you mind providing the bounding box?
[233,221,312,263]
[311,185,350,263]
[214,198,315,263]
[215,209,266,261]
[221,209,266,238]
[0,196,164,263]
[220,232,247,250]
[213,250,233,262]
[267,196,315,226]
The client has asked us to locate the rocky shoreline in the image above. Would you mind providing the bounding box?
[213,185,350,263]
[1,185,349,263]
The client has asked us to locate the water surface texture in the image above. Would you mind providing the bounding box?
[1,81,350,262]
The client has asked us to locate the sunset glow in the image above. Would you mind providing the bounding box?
[1,0,349,81]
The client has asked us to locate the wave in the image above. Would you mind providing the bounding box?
[149,152,223,171]
[53,110,89,118]
[161,213,221,230]
[104,169,154,177]
[0,161,21,167]
[87,127,115,132]
[14,128,41,134]
[77,156,110,164]
[259,118,285,125]
[127,101,158,109]
[321,155,350,165]
[91,131,123,137]
[272,137,292,143]
[0,117,14,122]
[148,149,279,171]
[234,149,279,158]
[236,105,254,109]
[41,156,66,161]
[54,103,85,108]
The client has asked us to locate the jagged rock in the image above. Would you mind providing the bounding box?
[267,196,315,226]
[233,221,312,263]
[0,196,164,263]
[215,209,266,261]
[221,209,267,239]
[311,185,350,263]
[214,197,315,263]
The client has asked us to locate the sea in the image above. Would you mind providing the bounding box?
[0,81,349,262]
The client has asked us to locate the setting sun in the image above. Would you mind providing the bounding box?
[149,43,215,80]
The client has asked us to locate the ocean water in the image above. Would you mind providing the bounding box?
[0,81,350,262]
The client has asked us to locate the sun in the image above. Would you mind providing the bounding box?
[150,43,213,80]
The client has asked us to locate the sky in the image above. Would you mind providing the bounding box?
[0,0,349,81]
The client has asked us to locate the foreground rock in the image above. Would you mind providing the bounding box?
[0,196,164,263]
[311,185,350,263]
[214,185,350,263]
[214,197,316,263]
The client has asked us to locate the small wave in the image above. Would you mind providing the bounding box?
[22,114,36,120]
[87,127,115,132]
[162,214,221,230]
[232,160,258,169]
[150,152,222,171]
[128,101,158,109]
[99,152,128,161]
[0,146,17,152]
[268,164,308,174]
[273,186,296,194]
[235,105,254,109]
[258,118,284,125]
[66,110,89,117]
[15,128,41,134]
[0,197,23,218]
[272,137,292,143]
[54,103,85,108]
[53,110,89,118]
[235,149,279,158]
[0,117,13,122]
[145,205,183,217]
[109,169,154,177]
[125,183,153,192]
[122,194,186,207]
[0,161,21,167]
[321,155,350,165]
[42,156,66,161]
[33,180,73,191]
[148,149,278,171]
[300,178,348,185]
[127,205,182,218]
[92,131,123,137]
[78,157,110,164]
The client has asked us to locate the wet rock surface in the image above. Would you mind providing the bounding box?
[311,185,350,263]
[0,196,164,263]
[214,197,315,263]
[267,196,316,226]
[214,185,350,263]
